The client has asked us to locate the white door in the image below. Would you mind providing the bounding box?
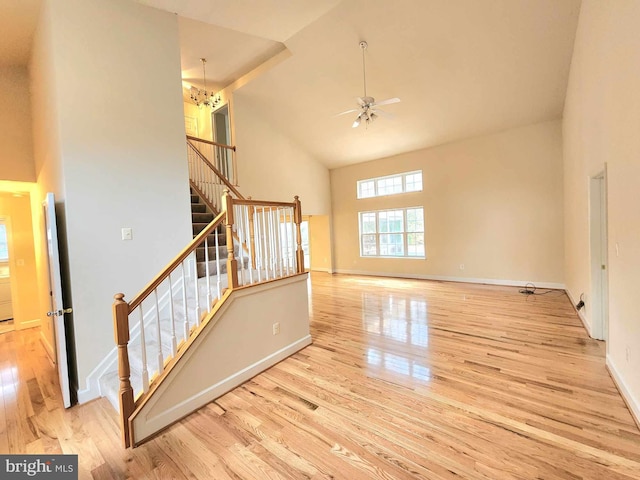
[589,173,609,342]
[44,193,72,408]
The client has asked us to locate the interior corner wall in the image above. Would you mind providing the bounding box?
[36,0,192,399]
[562,0,640,417]
[231,92,331,216]
[0,67,35,182]
[330,120,564,286]
[30,0,65,358]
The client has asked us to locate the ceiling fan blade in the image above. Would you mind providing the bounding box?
[352,114,363,128]
[371,97,401,107]
[335,108,360,117]
[370,108,393,118]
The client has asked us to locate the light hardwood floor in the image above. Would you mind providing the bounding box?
[1,273,639,479]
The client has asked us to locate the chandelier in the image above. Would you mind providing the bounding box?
[190,58,221,110]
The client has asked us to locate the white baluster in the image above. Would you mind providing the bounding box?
[154,289,163,376]
[204,236,212,312]
[268,208,276,278]
[276,207,284,277]
[255,206,263,283]
[215,225,221,298]
[283,207,291,275]
[244,206,254,285]
[193,253,201,326]
[180,261,189,340]
[235,205,245,286]
[168,273,177,357]
[290,207,296,273]
[261,207,270,281]
[138,307,149,393]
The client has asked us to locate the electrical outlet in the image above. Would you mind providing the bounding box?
[273,322,280,335]
[459,264,465,270]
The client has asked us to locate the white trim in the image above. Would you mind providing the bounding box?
[310,267,331,273]
[40,330,55,364]
[566,288,592,337]
[606,355,640,429]
[15,318,41,330]
[334,269,565,290]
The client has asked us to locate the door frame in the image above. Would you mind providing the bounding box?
[589,170,609,343]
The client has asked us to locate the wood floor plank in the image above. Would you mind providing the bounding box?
[1,273,639,479]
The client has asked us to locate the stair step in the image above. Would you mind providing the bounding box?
[197,255,249,278]
[191,203,207,214]
[190,194,200,204]
[195,245,228,262]
[192,212,214,223]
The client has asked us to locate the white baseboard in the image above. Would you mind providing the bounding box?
[78,348,117,404]
[334,269,565,290]
[565,288,592,337]
[310,267,331,273]
[16,318,41,330]
[606,355,640,429]
[40,330,55,364]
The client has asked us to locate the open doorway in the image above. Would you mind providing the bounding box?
[0,219,14,333]
[212,104,233,182]
[589,171,609,344]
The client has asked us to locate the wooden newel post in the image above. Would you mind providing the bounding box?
[294,196,305,274]
[112,293,134,448]
[222,190,238,288]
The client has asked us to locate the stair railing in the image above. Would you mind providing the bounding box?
[186,136,241,214]
[112,191,304,447]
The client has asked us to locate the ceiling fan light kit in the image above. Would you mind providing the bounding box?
[336,40,401,128]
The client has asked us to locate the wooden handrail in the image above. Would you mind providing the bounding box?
[186,135,236,151]
[233,198,296,208]
[186,140,244,200]
[128,213,225,312]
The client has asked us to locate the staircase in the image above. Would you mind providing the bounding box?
[105,135,310,448]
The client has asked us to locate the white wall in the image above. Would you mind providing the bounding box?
[30,0,65,360]
[331,120,565,286]
[0,66,35,182]
[232,91,331,215]
[563,0,640,421]
[32,0,193,400]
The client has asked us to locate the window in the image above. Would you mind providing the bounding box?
[359,207,425,258]
[357,171,423,199]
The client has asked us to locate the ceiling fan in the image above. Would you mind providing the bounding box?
[337,41,401,128]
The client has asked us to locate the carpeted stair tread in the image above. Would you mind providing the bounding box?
[192,212,214,223]
[191,203,207,213]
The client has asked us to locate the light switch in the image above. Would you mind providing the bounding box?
[16,259,24,267]
[121,228,133,241]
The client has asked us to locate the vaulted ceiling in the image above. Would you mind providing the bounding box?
[141,0,583,168]
[1,0,582,169]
